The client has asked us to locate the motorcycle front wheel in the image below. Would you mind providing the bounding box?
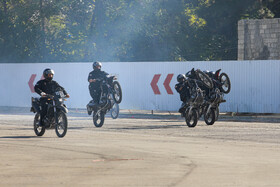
[110,103,119,119]
[196,69,214,89]
[112,81,122,104]
[93,110,105,127]
[185,108,198,128]
[34,113,45,136]
[55,112,68,138]
[219,73,231,94]
[204,108,216,125]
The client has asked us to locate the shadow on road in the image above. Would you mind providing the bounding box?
[109,124,186,130]
[0,135,36,139]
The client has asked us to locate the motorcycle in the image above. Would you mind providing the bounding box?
[182,74,223,127]
[30,88,69,138]
[188,68,230,124]
[87,75,122,127]
[202,69,230,122]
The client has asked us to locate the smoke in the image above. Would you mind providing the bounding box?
[0,0,182,63]
[90,0,174,62]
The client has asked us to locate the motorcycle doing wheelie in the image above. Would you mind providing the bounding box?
[203,69,231,121]
[87,75,122,127]
[30,88,69,138]
[186,68,229,126]
[183,69,220,127]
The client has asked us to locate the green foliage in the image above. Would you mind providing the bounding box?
[0,0,279,63]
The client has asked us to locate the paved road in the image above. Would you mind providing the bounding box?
[0,110,280,187]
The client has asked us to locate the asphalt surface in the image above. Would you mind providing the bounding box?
[0,107,280,186]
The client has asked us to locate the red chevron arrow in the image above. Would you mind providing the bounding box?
[150,74,161,95]
[28,74,37,93]
[163,74,174,95]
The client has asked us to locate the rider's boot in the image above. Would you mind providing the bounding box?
[178,103,187,117]
[178,103,186,113]
[87,99,100,115]
[86,104,92,115]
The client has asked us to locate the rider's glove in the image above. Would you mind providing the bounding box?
[41,92,47,96]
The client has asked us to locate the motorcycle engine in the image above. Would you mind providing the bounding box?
[43,117,50,126]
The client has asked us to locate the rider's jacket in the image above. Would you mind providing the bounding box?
[34,79,68,97]
[88,69,109,89]
[175,81,190,102]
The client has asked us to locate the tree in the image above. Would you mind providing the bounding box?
[0,0,279,63]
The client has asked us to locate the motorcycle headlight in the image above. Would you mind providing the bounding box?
[59,98,63,102]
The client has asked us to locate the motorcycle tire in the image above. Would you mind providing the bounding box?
[112,81,122,104]
[110,103,119,119]
[196,69,214,89]
[204,108,216,125]
[93,111,105,127]
[219,73,231,94]
[185,108,198,128]
[34,113,45,136]
[55,112,68,138]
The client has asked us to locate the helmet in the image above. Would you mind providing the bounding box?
[43,68,55,80]
[177,74,186,83]
[92,61,102,70]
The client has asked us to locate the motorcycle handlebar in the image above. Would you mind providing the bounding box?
[41,94,68,100]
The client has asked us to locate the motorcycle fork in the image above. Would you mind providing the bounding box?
[206,103,212,115]
[53,100,59,125]
[187,106,194,117]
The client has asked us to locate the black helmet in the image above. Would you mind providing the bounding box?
[177,74,186,83]
[92,61,102,70]
[43,68,54,80]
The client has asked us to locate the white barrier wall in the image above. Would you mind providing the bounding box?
[0,60,279,113]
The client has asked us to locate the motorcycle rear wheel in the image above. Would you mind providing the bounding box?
[204,108,216,125]
[196,69,214,89]
[93,110,105,127]
[219,73,231,94]
[112,81,122,104]
[34,113,45,136]
[185,108,198,128]
[55,112,68,138]
[110,103,119,119]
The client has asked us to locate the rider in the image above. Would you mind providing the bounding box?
[34,68,70,126]
[87,61,108,114]
[175,74,190,116]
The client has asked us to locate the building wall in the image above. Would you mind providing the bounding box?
[238,18,280,60]
[0,60,279,113]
